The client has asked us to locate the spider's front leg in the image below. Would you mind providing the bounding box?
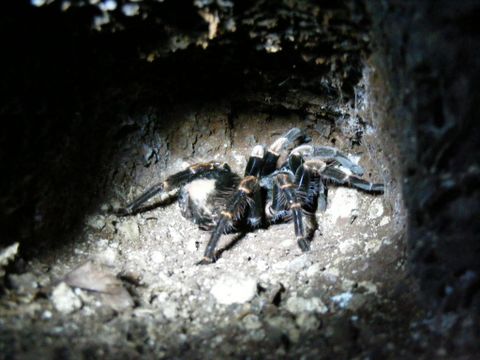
[197,146,265,265]
[197,175,260,265]
[116,162,230,216]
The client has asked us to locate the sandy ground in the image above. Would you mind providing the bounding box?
[0,107,421,359]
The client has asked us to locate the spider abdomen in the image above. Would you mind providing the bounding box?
[177,171,240,230]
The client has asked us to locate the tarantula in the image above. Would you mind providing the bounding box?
[116,128,384,265]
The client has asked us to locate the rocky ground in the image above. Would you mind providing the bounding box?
[0,104,432,359]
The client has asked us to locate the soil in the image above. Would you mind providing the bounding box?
[0,98,424,359]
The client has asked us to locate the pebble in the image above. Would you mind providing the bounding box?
[210,275,257,305]
[243,314,262,330]
[116,220,140,240]
[285,296,328,314]
[326,188,359,220]
[287,255,310,272]
[0,242,19,277]
[296,312,321,331]
[85,214,106,230]
[162,300,178,320]
[51,282,82,314]
[8,272,38,295]
[95,247,119,266]
[306,263,322,277]
[368,198,384,219]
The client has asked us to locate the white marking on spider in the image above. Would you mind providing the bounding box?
[184,179,216,210]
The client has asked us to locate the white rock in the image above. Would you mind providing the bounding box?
[326,188,359,220]
[243,314,262,330]
[287,255,310,272]
[368,198,384,219]
[85,214,106,230]
[359,281,378,294]
[306,263,322,277]
[338,238,356,254]
[117,221,140,240]
[51,282,82,314]
[150,250,164,265]
[379,216,391,226]
[210,275,257,305]
[95,247,118,266]
[285,296,328,314]
[0,242,19,277]
[162,301,178,320]
[295,312,321,331]
[331,292,353,309]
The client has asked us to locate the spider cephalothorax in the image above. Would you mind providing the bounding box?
[117,128,384,264]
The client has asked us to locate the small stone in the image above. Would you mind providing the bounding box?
[162,300,178,320]
[379,216,391,226]
[359,281,378,294]
[95,247,118,266]
[368,198,384,219]
[285,296,328,314]
[64,261,134,312]
[42,310,53,320]
[347,294,367,311]
[288,327,300,343]
[331,292,353,309]
[306,263,322,277]
[8,272,38,295]
[326,188,359,220]
[296,312,321,331]
[150,250,164,265]
[51,282,82,314]
[323,267,339,283]
[287,255,310,272]
[116,220,140,240]
[86,214,106,230]
[243,314,262,330]
[211,275,257,305]
[0,243,19,277]
[338,238,356,254]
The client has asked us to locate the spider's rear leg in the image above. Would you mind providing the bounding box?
[116,162,232,215]
[291,144,365,176]
[198,176,259,264]
[319,165,384,193]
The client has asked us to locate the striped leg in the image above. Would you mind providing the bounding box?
[261,128,310,176]
[117,162,231,215]
[291,144,365,176]
[273,172,311,252]
[321,166,384,193]
[198,176,259,264]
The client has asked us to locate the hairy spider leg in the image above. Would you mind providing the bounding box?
[198,176,259,264]
[290,156,329,212]
[197,128,311,264]
[273,172,311,251]
[245,145,265,228]
[307,161,384,193]
[291,145,365,176]
[293,162,320,238]
[261,128,310,176]
[118,162,231,215]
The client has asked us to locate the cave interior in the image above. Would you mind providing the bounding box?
[0,0,479,358]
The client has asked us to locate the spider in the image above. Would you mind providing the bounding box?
[116,128,384,265]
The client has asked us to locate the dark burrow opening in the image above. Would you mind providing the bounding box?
[1,0,479,358]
